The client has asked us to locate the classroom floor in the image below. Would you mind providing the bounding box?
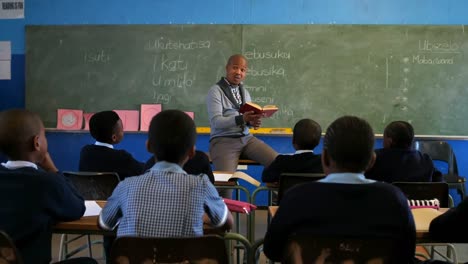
[51,209,468,264]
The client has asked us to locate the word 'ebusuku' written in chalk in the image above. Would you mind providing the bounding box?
[244,49,291,60]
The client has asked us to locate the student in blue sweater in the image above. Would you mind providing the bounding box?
[262,118,323,183]
[79,110,144,180]
[0,109,96,264]
[365,121,443,183]
[264,116,416,263]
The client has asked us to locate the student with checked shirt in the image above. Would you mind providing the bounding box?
[99,110,233,238]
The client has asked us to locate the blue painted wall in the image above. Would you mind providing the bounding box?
[2,0,468,204]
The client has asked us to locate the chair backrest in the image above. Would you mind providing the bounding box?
[0,230,23,264]
[278,173,326,204]
[63,171,120,200]
[110,235,228,264]
[284,234,399,264]
[393,182,449,207]
[413,140,459,181]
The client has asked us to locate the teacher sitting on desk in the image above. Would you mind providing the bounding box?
[206,54,278,197]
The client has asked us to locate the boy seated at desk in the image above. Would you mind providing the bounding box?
[79,110,144,180]
[263,116,416,263]
[99,110,233,238]
[365,120,443,183]
[0,109,96,264]
[262,118,323,183]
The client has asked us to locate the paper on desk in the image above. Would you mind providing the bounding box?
[84,200,102,216]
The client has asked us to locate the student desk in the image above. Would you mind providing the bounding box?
[268,206,449,242]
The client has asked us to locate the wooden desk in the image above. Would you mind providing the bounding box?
[53,201,110,235]
[268,206,449,241]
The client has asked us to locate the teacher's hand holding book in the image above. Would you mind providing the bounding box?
[242,111,262,130]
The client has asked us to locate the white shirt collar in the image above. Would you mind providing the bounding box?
[1,160,38,170]
[319,172,375,184]
[295,150,314,154]
[95,141,114,149]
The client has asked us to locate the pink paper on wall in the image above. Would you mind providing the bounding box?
[83,113,94,130]
[140,104,162,131]
[113,110,140,132]
[57,109,83,130]
[184,111,194,120]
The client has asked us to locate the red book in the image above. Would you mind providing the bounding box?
[223,198,257,214]
[239,102,278,118]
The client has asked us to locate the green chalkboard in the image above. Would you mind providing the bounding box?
[26,25,468,135]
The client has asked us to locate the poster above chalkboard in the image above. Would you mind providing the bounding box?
[26,25,468,135]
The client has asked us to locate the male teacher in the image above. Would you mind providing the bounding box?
[206,54,278,197]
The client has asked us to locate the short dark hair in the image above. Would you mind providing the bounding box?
[323,116,374,172]
[226,54,247,66]
[384,121,414,149]
[293,119,322,150]
[89,111,120,143]
[0,109,43,160]
[148,110,196,164]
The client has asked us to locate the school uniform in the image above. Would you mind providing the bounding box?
[429,196,468,243]
[0,161,85,264]
[99,161,228,237]
[262,150,323,183]
[79,142,144,180]
[264,173,415,263]
[144,150,215,183]
[365,148,442,183]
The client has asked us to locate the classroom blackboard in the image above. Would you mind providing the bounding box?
[26,25,468,135]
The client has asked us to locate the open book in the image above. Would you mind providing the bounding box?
[239,102,278,118]
[213,171,261,187]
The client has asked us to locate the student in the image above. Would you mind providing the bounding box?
[99,109,233,238]
[263,116,416,263]
[144,150,215,183]
[365,121,443,183]
[206,54,278,196]
[0,109,96,264]
[79,110,144,180]
[429,196,468,242]
[262,118,323,183]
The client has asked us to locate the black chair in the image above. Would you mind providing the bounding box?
[59,171,120,261]
[110,235,249,264]
[63,171,121,200]
[393,182,450,208]
[277,173,325,204]
[414,140,466,200]
[0,230,22,264]
[283,234,399,264]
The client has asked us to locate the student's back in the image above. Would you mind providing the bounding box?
[365,121,442,183]
[0,109,87,264]
[366,148,439,182]
[264,181,415,262]
[79,144,144,179]
[79,111,144,179]
[262,118,323,183]
[99,110,232,239]
[0,166,85,264]
[144,150,215,183]
[263,116,416,263]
